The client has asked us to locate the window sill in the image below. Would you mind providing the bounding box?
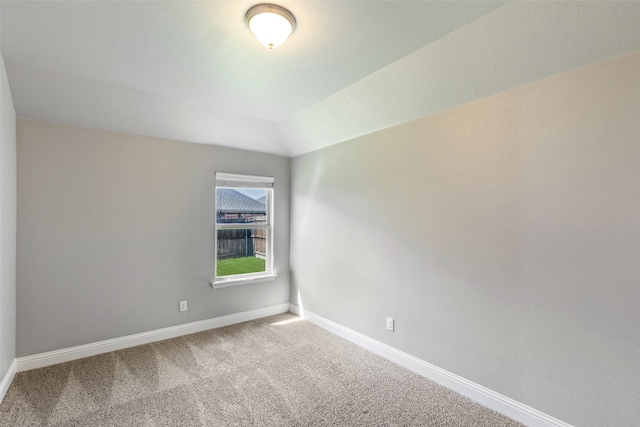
[211,273,277,289]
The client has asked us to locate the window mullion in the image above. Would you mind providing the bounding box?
[216,223,269,230]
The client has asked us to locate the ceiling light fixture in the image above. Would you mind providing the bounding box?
[245,3,296,50]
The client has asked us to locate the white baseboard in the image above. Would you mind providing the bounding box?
[289,304,572,427]
[17,303,291,372]
[0,359,16,403]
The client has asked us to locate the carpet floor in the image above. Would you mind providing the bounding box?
[0,313,523,426]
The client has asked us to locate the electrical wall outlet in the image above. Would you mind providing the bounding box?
[386,317,394,332]
[179,300,188,312]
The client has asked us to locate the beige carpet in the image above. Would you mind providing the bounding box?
[0,313,523,426]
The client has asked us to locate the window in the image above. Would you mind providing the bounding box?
[212,172,275,288]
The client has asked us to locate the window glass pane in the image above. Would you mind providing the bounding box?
[216,188,267,224]
[216,228,268,276]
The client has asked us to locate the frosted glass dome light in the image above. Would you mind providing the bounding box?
[246,4,296,49]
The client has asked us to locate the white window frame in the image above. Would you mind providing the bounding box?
[212,172,276,289]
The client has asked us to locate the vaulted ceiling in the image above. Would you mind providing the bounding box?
[2,1,640,157]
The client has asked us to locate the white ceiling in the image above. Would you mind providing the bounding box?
[2,1,640,157]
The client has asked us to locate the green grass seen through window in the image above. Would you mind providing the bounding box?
[217,256,266,277]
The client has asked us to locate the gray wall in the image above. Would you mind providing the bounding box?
[17,119,290,357]
[0,54,17,379]
[290,50,640,427]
